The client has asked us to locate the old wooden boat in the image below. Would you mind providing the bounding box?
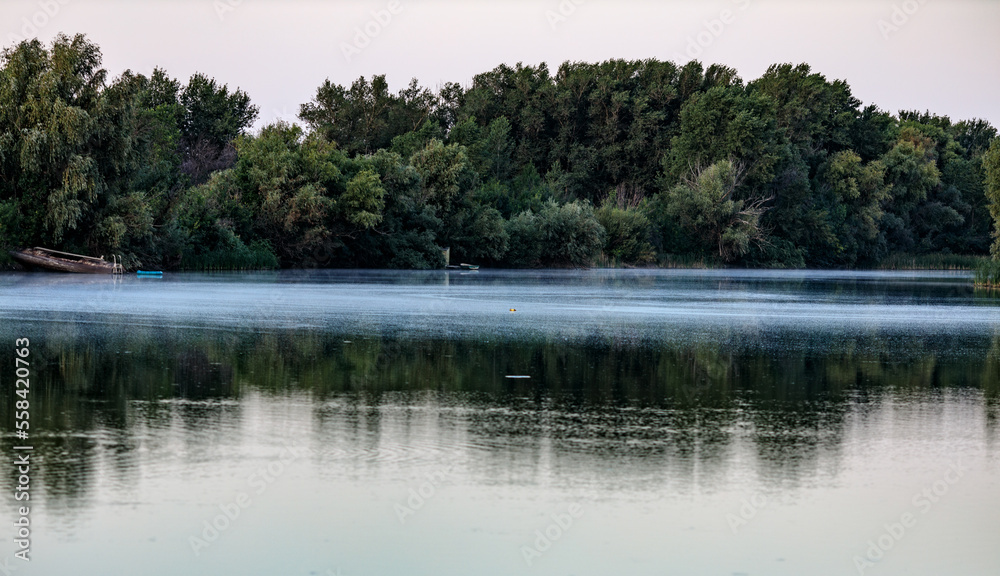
[9,247,124,274]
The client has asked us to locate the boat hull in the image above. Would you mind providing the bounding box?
[9,249,118,274]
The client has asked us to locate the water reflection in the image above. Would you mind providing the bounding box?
[2,271,999,575]
[2,320,997,513]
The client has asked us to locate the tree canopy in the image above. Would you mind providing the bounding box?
[1,35,997,270]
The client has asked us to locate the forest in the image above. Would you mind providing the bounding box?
[2,34,1000,271]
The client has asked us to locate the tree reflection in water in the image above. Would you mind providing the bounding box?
[1,321,996,516]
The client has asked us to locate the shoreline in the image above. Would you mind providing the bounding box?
[1,250,989,274]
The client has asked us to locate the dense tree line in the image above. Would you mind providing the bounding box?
[2,34,998,270]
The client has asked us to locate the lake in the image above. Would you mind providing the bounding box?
[1,269,999,576]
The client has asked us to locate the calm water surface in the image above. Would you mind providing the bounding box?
[1,269,999,576]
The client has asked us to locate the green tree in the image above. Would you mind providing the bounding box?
[0,34,151,257]
[175,123,384,267]
[177,72,258,184]
[130,68,185,218]
[849,105,897,162]
[880,126,943,252]
[409,138,509,263]
[816,151,891,266]
[984,138,1000,257]
[473,163,554,219]
[179,72,258,149]
[410,139,477,212]
[299,75,437,157]
[749,63,858,164]
[505,201,605,267]
[351,149,444,269]
[595,193,654,264]
[390,119,444,160]
[656,160,771,262]
[342,168,386,229]
[475,116,515,181]
[663,85,780,193]
[953,118,997,159]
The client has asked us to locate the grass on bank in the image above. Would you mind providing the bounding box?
[179,241,279,271]
[596,251,989,271]
[594,253,718,269]
[595,252,987,271]
[974,259,1000,289]
[876,253,986,271]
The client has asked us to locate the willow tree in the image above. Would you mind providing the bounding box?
[0,34,148,254]
[657,160,771,262]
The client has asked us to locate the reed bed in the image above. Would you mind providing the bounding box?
[180,243,279,271]
[877,253,986,271]
[974,259,1000,289]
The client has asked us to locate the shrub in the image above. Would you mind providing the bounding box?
[504,201,605,267]
[595,203,654,265]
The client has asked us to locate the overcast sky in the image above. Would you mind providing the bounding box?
[2,0,997,130]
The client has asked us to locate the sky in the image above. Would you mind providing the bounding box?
[1,0,997,130]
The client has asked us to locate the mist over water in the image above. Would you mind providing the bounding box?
[1,270,999,576]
